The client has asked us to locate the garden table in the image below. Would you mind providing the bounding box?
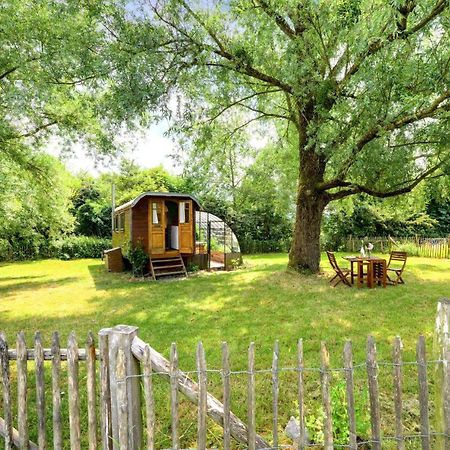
[343,256,387,288]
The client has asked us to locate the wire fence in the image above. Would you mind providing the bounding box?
[1,299,449,449]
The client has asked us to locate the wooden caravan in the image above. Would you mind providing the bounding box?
[112,192,202,278]
[111,191,242,278]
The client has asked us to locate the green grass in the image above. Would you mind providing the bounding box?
[0,253,449,448]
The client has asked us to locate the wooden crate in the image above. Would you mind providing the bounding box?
[104,247,124,272]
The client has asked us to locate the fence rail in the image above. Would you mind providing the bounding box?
[346,236,450,259]
[1,299,449,449]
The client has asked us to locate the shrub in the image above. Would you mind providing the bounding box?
[396,242,420,256]
[126,244,149,277]
[186,262,199,272]
[50,236,111,259]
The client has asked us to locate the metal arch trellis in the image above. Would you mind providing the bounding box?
[195,211,241,270]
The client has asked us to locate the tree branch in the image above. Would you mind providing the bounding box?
[338,0,448,86]
[206,88,283,123]
[4,121,58,141]
[165,0,294,94]
[326,160,446,202]
[254,0,296,39]
[335,90,449,177]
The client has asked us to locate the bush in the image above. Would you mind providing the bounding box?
[126,244,149,277]
[396,242,420,256]
[50,236,111,259]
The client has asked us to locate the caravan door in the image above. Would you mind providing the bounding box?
[178,200,193,253]
[149,200,165,254]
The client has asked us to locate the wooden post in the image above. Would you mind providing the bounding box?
[51,332,63,450]
[170,343,179,450]
[416,336,430,450]
[0,333,12,450]
[34,332,46,450]
[320,342,333,450]
[86,332,98,450]
[116,348,129,449]
[392,337,404,450]
[67,332,81,450]
[222,342,231,450]
[247,342,256,450]
[343,341,357,450]
[272,340,279,450]
[197,342,207,450]
[16,332,28,450]
[434,299,450,449]
[143,345,155,450]
[98,328,113,450]
[297,339,306,450]
[367,336,382,450]
[106,325,143,450]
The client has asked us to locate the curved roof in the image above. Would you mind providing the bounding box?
[114,192,203,213]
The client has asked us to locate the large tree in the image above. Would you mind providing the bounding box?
[105,0,449,271]
[0,0,122,176]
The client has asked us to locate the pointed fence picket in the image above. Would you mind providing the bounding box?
[0,298,449,449]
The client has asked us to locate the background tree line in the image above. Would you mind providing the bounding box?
[1,146,449,261]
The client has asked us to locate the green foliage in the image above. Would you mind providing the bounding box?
[126,243,149,277]
[71,181,111,237]
[99,0,449,270]
[0,154,75,261]
[186,262,199,273]
[305,378,370,445]
[0,0,122,175]
[50,236,111,260]
[330,379,370,444]
[101,160,185,205]
[321,192,443,250]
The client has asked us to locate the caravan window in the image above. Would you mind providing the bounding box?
[114,213,125,232]
[179,202,190,223]
[152,202,162,225]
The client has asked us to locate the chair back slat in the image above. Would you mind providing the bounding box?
[326,251,339,271]
[327,251,351,287]
[388,251,407,267]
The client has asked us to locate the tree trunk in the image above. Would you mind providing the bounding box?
[288,147,327,273]
[288,188,326,273]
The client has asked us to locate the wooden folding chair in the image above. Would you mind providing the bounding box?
[387,251,407,285]
[327,251,351,287]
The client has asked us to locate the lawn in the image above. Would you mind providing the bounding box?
[0,253,449,448]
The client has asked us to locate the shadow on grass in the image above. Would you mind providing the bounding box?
[0,276,81,296]
[0,275,44,282]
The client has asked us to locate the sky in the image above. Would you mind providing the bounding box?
[47,121,179,176]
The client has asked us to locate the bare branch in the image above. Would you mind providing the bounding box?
[0,65,19,81]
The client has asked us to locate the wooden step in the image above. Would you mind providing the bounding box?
[149,255,188,280]
[151,258,182,263]
[153,264,183,270]
[154,270,186,278]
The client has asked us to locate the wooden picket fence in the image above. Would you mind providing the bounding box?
[1,300,450,449]
[346,236,450,259]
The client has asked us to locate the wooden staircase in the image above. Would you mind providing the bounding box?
[149,255,188,280]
